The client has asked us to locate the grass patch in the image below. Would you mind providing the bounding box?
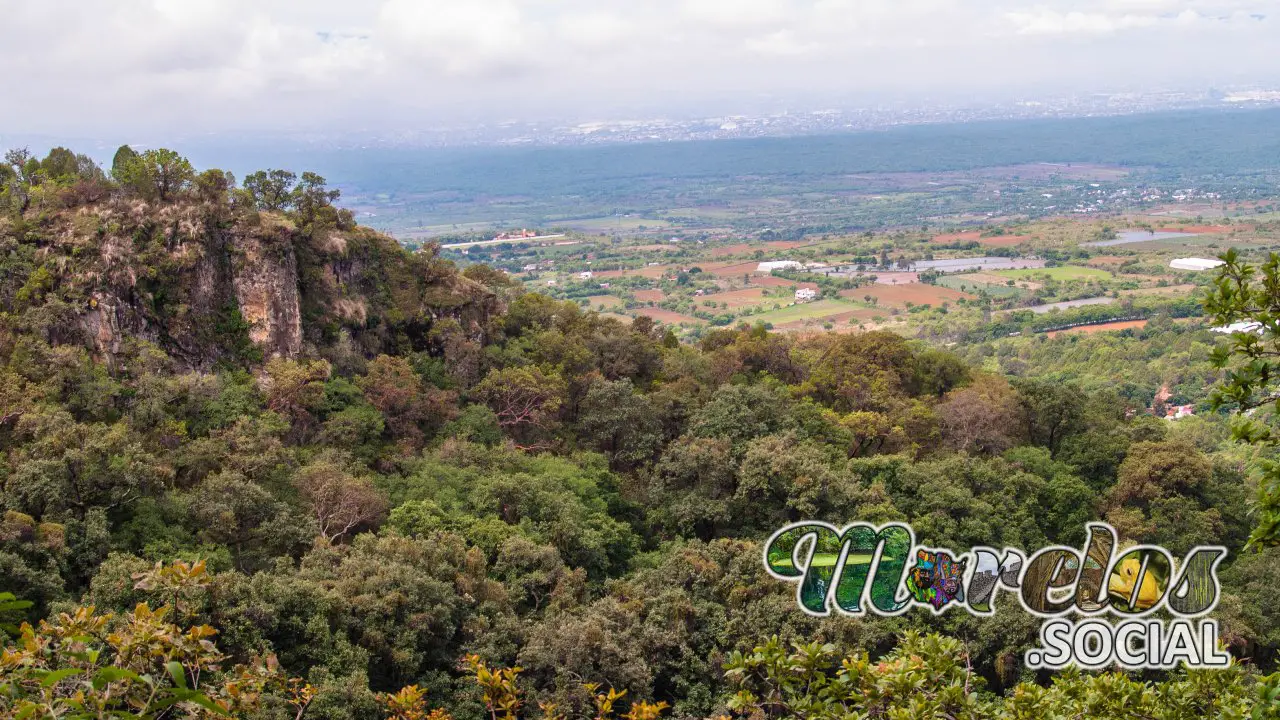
[769,553,875,570]
[994,266,1112,282]
[750,299,863,325]
[584,295,625,310]
[936,275,1026,298]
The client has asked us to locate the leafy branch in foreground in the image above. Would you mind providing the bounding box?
[0,592,34,638]
[1205,249,1280,547]
[0,563,313,719]
[723,631,1278,720]
[379,656,668,720]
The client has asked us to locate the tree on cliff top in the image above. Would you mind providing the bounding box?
[114,147,195,202]
[242,168,341,216]
[110,144,138,181]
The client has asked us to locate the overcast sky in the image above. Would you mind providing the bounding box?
[2,0,1277,137]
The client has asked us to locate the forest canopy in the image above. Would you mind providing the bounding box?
[2,146,1278,718]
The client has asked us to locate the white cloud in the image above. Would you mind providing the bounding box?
[376,0,538,78]
[745,30,816,56]
[0,0,1274,136]
[1006,9,1160,35]
[555,12,631,51]
[681,0,790,30]
[1004,0,1274,35]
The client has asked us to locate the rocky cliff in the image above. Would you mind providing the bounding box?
[3,194,499,368]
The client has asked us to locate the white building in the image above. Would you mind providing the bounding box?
[757,260,804,272]
[1170,257,1225,271]
[579,271,593,280]
[795,288,818,302]
[1212,321,1262,334]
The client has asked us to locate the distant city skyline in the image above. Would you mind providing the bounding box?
[6,87,1280,158]
[3,0,1278,141]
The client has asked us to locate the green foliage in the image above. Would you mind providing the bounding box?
[213,303,263,368]
[1102,439,1250,554]
[724,631,1276,719]
[0,592,33,638]
[3,405,169,523]
[473,366,567,443]
[1205,249,1280,547]
[385,445,637,580]
[577,377,662,469]
[115,148,195,201]
[111,144,139,181]
[241,169,342,224]
[443,405,503,447]
[1,142,1277,719]
[243,169,299,211]
[0,562,311,719]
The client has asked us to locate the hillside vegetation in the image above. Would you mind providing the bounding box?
[2,147,1280,718]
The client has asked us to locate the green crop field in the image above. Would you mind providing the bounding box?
[750,299,864,325]
[995,266,1113,282]
[936,275,1026,298]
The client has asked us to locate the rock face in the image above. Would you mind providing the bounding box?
[19,197,497,368]
[229,228,304,358]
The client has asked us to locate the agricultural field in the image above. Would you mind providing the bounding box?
[752,275,818,288]
[994,266,1113,282]
[639,308,703,326]
[1118,284,1199,297]
[931,231,1030,247]
[1086,255,1129,267]
[869,272,919,285]
[559,216,675,233]
[841,283,974,308]
[445,199,1278,340]
[966,272,1040,289]
[633,289,666,302]
[594,266,669,279]
[935,274,1026,298]
[583,295,625,311]
[700,287,770,308]
[749,299,873,326]
[629,244,683,253]
[709,240,810,256]
[704,261,764,277]
[1045,319,1149,337]
[777,309,889,334]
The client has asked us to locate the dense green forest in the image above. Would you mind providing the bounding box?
[4,146,1280,718]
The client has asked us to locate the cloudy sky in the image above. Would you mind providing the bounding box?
[2,0,1277,137]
